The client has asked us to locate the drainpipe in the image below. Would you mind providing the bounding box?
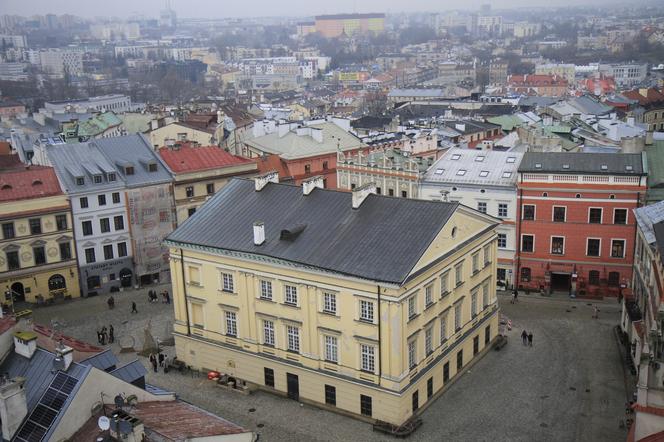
[377,284,382,381]
[515,185,523,291]
[180,248,191,336]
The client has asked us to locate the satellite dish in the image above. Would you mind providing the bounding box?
[98,416,110,431]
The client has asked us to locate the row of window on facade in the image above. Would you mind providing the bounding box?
[519,267,622,286]
[520,235,626,258]
[476,202,509,218]
[5,241,72,271]
[81,216,124,236]
[79,192,121,209]
[185,183,216,198]
[83,242,128,264]
[350,183,407,198]
[521,205,629,224]
[2,214,68,240]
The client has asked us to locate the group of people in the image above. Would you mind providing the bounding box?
[521,330,534,346]
[148,289,170,304]
[96,325,114,345]
[148,352,170,373]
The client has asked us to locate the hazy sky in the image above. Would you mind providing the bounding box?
[3,0,609,19]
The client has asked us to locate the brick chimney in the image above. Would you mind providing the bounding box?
[254,171,279,191]
[302,176,324,195]
[0,376,27,440]
[352,182,377,209]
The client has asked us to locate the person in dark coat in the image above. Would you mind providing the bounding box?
[521,330,528,345]
[131,301,138,314]
[108,324,114,344]
[158,353,165,367]
[528,332,533,347]
[149,353,158,372]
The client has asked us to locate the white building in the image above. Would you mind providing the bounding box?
[44,94,133,113]
[28,48,83,78]
[0,34,27,48]
[419,148,524,287]
[599,63,648,87]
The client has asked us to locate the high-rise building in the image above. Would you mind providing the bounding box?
[314,13,385,38]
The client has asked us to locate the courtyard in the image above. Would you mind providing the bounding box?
[29,288,628,441]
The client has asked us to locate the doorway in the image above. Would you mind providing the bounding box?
[119,268,133,288]
[551,272,571,293]
[10,282,25,303]
[286,373,299,401]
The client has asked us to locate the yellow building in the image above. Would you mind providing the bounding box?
[314,13,386,39]
[157,145,258,225]
[0,166,80,304]
[166,173,500,426]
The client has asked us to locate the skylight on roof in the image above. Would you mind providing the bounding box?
[626,165,633,171]
[600,165,608,170]
[535,163,542,169]
[479,170,489,177]
[502,172,512,178]
[435,168,444,175]
[506,157,516,163]
[456,169,467,176]
[475,156,485,162]
[451,154,461,160]
[562,164,570,169]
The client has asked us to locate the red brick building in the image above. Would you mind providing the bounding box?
[516,152,646,297]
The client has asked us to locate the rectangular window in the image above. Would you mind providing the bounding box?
[284,285,298,305]
[425,284,433,306]
[108,173,116,182]
[76,177,84,185]
[188,208,196,217]
[589,208,602,224]
[454,304,462,331]
[443,362,450,383]
[498,203,508,218]
[114,216,124,231]
[440,315,447,343]
[587,239,601,257]
[263,320,275,346]
[33,246,46,265]
[82,220,93,236]
[225,311,237,337]
[85,247,96,263]
[401,190,408,198]
[98,194,106,206]
[472,253,480,273]
[553,206,566,222]
[325,385,336,406]
[497,233,507,248]
[360,300,374,322]
[29,218,41,235]
[412,391,419,412]
[551,236,564,255]
[2,222,15,239]
[286,325,300,352]
[427,377,433,399]
[522,204,535,220]
[611,239,625,258]
[361,344,375,372]
[324,335,338,363]
[360,395,372,417]
[222,272,234,292]
[521,235,534,252]
[59,242,72,260]
[614,209,627,225]
[186,186,194,198]
[408,296,417,319]
[457,350,463,371]
[425,327,433,355]
[264,367,274,387]
[483,283,490,307]
[483,244,491,265]
[455,262,464,286]
[56,214,68,231]
[260,280,272,300]
[94,175,102,184]
[100,218,110,233]
[408,339,417,369]
[440,272,450,297]
[323,292,336,314]
[80,197,88,209]
[117,242,128,257]
[112,192,121,204]
[477,202,487,213]
[471,291,478,317]
[206,183,215,195]
[485,325,491,344]
[6,251,19,270]
[103,244,114,260]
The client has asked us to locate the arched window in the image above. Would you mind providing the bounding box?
[48,274,66,291]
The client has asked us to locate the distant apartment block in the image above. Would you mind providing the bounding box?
[314,13,385,38]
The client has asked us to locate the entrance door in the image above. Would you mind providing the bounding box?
[119,268,133,287]
[286,373,299,401]
[551,273,571,293]
[10,282,25,303]
[473,336,480,355]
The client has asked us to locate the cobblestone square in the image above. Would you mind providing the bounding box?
[30,289,628,441]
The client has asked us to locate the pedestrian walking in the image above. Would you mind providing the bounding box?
[149,353,158,372]
[163,355,170,373]
[593,306,600,319]
[108,324,114,344]
[131,301,138,314]
[96,329,102,345]
[521,330,528,345]
[100,326,108,345]
[528,332,533,347]
[164,290,170,304]
[158,352,165,367]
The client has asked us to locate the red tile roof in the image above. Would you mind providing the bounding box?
[0,166,63,203]
[508,74,568,87]
[623,88,664,106]
[0,316,17,335]
[0,141,12,155]
[634,404,664,418]
[0,153,22,171]
[158,145,255,174]
[33,323,104,361]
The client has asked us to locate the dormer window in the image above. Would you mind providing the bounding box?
[600,165,608,170]
[535,163,542,169]
[108,173,116,182]
[451,154,461,160]
[148,163,158,172]
[32,180,43,186]
[75,177,84,185]
[456,169,467,176]
[434,168,444,175]
[475,155,485,162]
[125,166,135,175]
[502,172,512,178]
[506,157,516,163]
[562,164,570,169]
[625,165,633,171]
[479,170,489,177]
[1,184,12,190]
[93,175,102,184]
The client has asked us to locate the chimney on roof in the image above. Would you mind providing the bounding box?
[0,375,27,440]
[352,182,377,209]
[302,176,324,195]
[54,341,74,372]
[13,331,37,359]
[254,171,279,191]
[253,222,265,246]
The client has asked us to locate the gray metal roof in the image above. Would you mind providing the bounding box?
[167,179,459,285]
[80,348,118,371]
[518,152,645,175]
[634,201,664,245]
[423,148,523,187]
[47,142,125,194]
[110,360,147,384]
[388,89,445,98]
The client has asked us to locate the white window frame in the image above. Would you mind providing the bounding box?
[263,319,275,346]
[360,344,375,373]
[552,205,567,222]
[284,284,298,305]
[408,339,417,369]
[472,252,480,273]
[225,311,237,337]
[286,325,300,353]
[360,299,374,322]
[323,292,337,314]
[521,234,535,253]
[586,238,601,257]
[425,284,434,306]
[260,280,273,300]
[455,262,464,286]
[324,335,338,363]
[440,315,447,343]
[471,291,478,317]
[482,283,489,308]
[550,236,565,255]
[221,272,234,292]
[522,204,535,221]
[477,201,487,213]
[588,207,603,224]
[408,295,417,319]
[454,303,462,331]
[611,238,626,258]
[497,203,508,218]
[497,233,507,249]
[483,244,491,265]
[425,327,433,356]
[440,272,450,297]
[613,208,628,225]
